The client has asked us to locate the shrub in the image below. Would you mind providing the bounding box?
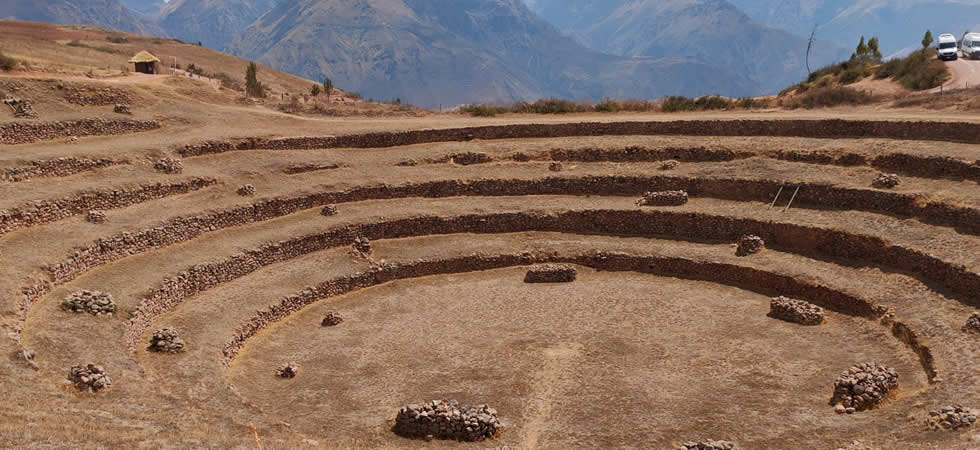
[662,95,732,112]
[245,62,265,98]
[594,98,621,113]
[783,86,873,109]
[661,96,696,112]
[514,98,585,114]
[66,40,85,47]
[0,51,17,71]
[105,35,128,44]
[885,49,950,90]
[460,104,509,117]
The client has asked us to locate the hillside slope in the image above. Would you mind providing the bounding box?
[528,0,847,94]
[228,0,756,107]
[1,0,165,36]
[156,0,281,49]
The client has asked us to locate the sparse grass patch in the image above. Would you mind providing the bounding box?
[460,104,510,117]
[0,51,17,71]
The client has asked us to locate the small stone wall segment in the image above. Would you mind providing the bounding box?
[113,104,131,115]
[321,312,343,326]
[0,119,160,145]
[63,86,130,106]
[831,362,898,413]
[872,173,901,189]
[0,177,216,237]
[524,264,577,283]
[451,152,492,166]
[768,296,825,325]
[679,440,738,450]
[926,405,977,431]
[321,204,339,216]
[0,157,122,182]
[660,160,680,170]
[62,290,116,316]
[153,158,183,174]
[148,327,185,353]
[237,184,256,196]
[86,210,107,224]
[736,235,765,256]
[637,190,689,206]
[67,364,111,392]
[393,400,502,442]
[283,163,339,175]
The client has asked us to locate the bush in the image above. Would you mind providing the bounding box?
[66,40,85,47]
[661,96,696,112]
[662,95,732,112]
[878,49,949,90]
[460,104,509,117]
[783,86,873,109]
[0,52,16,71]
[105,35,128,44]
[514,98,585,114]
[594,98,621,113]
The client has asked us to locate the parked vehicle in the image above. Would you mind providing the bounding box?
[961,32,980,59]
[938,33,958,60]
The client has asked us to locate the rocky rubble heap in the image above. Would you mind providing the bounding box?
[451,152,492,166]
[237,184,256,196]
[660,160,680,170]
[62,290,116,316]
[148,327,185,353]
[872,173,901,189]
[831,362,898,413]
[926,405,977,431]
[113,104,131,114]
[736,235,765,256]
[679,440,738,450]
[768,296,824,325]
[636,190,689,206]
[277,362,299,378]
[4,97,37,118]
[321,312,344,326]
[321,204,339,216]
[153,158,183,174]
[963,313,980,333]
[353,236,372,255]
[393,400,503,442]
[86,210,107,224]
[0,119,161,145]
[68,364,112,392]
[524,264,577,283]
[549,162,563,172]
[0,157,120,182]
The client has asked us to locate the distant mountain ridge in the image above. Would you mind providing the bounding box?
[2,0,166,36]
[156,0,281,49]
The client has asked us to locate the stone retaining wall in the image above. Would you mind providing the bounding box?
[176,120,980,157]
[0,119,161,145]
[0,177,216,237]
[0,157,123,182]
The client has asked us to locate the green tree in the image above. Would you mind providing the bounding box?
[322,77,333,101]
[245,62,264,98]
[922,30,934,48]
[855,36,869,59]
[867,37,882,60]
[311,84,321,97]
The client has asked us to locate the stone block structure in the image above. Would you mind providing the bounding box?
[148,327,185,353]
[636,190,689,207]
[831,362,898,413]
[321,204,339,216]
[872,173,901,189]
[321,312,343,327]
[926,405,977,431]
[86,210,107,224]
[277,362,299,378]
[68,364,112,392]
[660,160,680,170]
[393,400,502,442]
[679,440,738,450]
[113,104,131,114]
[353,236,372,255]
[154,158,183,174]
[963,313,980,333]
[451,152,491,166]
[237,184,256,196]
[524,264,577,283]
[768,296,824,325]
[549,162,563,172]
[62,290,116,316]
[736,235,765,256]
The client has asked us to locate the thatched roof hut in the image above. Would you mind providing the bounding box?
[128,51,160,74]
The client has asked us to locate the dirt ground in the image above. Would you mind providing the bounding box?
[2,56,980,450]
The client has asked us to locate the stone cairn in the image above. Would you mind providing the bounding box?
[451,152,491,166]
[62,290,116,316]
[113,104,131,114]
[86,210,107,224]
[321,204,339,216]
[524,264,577,283]
[393,400,503,442]
[4,97,37,118]
[549,161,563,172]
[872,173,900,189]
[963,313,980,333]
[148,327,186,353]
[735,235,765,256]
[237,184,256,196]
[768,296,824,325]
[831,362,898,413]
[277,362,299,378]
[353,236,372,255]
[154,158,183,174]
[660,160,680,170]
[321,312,344,327]
[67,364,112,392]
[926,405,977,431]
[679,440,738,450]
[636,190,689,207]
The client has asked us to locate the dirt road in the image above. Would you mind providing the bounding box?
[939,54,980,90]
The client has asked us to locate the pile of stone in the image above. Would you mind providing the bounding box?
[679,440,738,450]
[113,104,131,114]
[67,364,112,392]
[321,204,339,216]
[396,159,419,166]
[451,152,492,166]
[926,405,977,431]
[277,362,299,378]
[660,160,680,170]
[769,296,824,325]
[736,235,765,256]
[353,236,372,255]
[512,152,530,162]
[831,362,898,413]
[321,312,344,327]
[872,173,900,189]
[549,162,563,172]
[963,313,980,333]
[4,97,37,118]
[148,327,185,353]
[636,190,689,207]
[154,158,183,174]
[62,290,116,316]
[86,210,107,224]
[237,184,256,196]
[524,264,577,283]
[393,400,502,442]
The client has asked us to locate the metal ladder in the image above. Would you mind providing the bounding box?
[769,185,800,212]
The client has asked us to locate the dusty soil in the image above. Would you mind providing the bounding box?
[2,47,980,449]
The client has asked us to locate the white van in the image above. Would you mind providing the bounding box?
[938,33,958,60]
[961,32,980,59]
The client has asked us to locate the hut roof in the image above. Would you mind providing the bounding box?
[128,51,160,64]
